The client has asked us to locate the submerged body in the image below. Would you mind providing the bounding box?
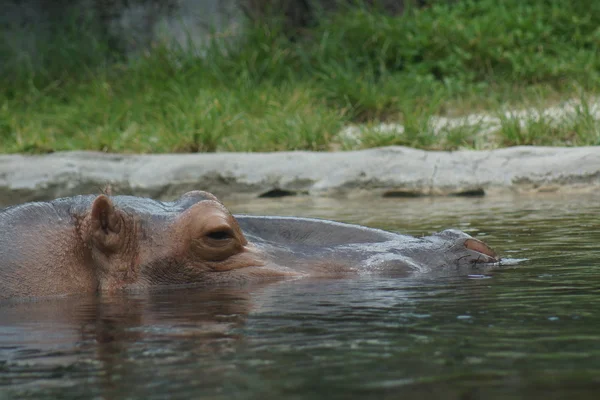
[0,191,499,300]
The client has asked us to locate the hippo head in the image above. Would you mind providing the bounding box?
[75,190,499,292]
[78,191,272,292]
[0,190,503,299]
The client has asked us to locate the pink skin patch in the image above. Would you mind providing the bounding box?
[464,238,498,261]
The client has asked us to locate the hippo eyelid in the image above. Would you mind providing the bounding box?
[206,229,234,240]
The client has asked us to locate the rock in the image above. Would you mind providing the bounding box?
[0,146,599,205]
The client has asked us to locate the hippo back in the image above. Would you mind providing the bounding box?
[234,215,402,246]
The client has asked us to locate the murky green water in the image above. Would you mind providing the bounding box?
[1,194,599,399]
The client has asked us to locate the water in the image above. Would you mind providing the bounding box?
[1,194,600,399]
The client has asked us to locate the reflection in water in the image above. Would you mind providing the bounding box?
[2,194,600,399]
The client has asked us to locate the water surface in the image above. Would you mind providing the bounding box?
[1,194,599,399]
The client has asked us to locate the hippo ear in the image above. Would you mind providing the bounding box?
[90,195,123,253]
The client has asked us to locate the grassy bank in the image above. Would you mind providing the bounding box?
[2,0,600,154]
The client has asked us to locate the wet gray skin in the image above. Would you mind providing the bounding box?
[0,191,499,299]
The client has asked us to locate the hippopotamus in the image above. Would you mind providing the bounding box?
[0,191,499,300]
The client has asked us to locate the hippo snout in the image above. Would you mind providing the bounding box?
[433,229,500,265]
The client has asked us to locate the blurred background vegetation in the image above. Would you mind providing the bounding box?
[2,0,600,153]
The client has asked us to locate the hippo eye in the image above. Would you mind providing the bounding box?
[206,229,233,241]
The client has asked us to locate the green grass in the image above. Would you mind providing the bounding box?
[496,99,600,147]
[2,0,600,154]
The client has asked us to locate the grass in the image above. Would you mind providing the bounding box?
[2,0,600,154]
[497,99,600,147]
[0,81,345,153]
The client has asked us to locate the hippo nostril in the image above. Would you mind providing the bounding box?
[464,238,498,260]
